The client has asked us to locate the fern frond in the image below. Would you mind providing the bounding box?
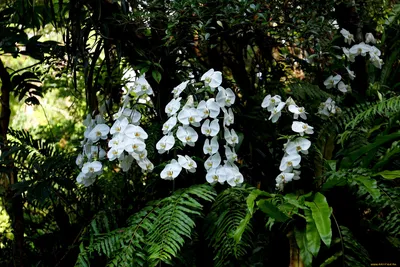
[345,96,400,130]
[147,184,216,265]
[76,184,216,266]
[206,186,255,267]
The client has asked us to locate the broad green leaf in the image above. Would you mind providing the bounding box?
[152,70,162,83]
[233,212,251,244]
[246,189,271,214]
[304,209,321,257]
[294,228,313,267]
[257,199,289,222]
[326,160,337,171]
[305,193,332,247]
[353,176,380,199]
[283,193,308,209]
[374,170,400,180]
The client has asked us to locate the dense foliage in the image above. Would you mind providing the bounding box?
[0,0,399,266]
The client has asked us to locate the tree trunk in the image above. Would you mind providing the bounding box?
[0,59,25,267]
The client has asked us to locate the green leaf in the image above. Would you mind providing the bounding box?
[326,160,337,171]
[257,199,289,222]
[374,170,400,180]
[353,176,381,199]
[305,193,332,247]
[304,209,321,257]
[294,228,313,267]
[152,70,162,83]
[246,189,271,214]
[233,212,251,244]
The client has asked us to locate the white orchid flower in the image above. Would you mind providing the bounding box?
[224,128,239,146]
[82,161,103,175]
[77,172,96,187]
[349,42,371,57]
[107,146,125,161]
[156,134,175,154]
[216,87,236,107]
[165,97,181,117]
[160,159,182,180]
[176,126,198,147]
[110,117,129,135]
[137,158,154,172]
[365,33,376,44]
[342,47,356,62]
[134,75,153,96]
[201,68,222,89]
[124,138,146,153]
[268,102,286,123]
[172,80,189,98]
[76,153,84,167]
[337,81,349,93]
[279,153,301,172]
[119,154,134,172]
[90,145,106,160]
[285,138,311,155]
[201,119,220,137]
[275,172,295,186]
[206,166,226,184]
[340,28,354,45]
[226,168,244,187]
[203,136,219,155]
[88,124,110,142]
[204,152,221,171]
[261,94,282,111]
[178,107,202,126]
[177,155,197,173]
[292,121,314,136]
[223,107,235,126]
[323,74,342,89]
[346,67,356,80]
[122,108,141,125]
[288,105,307,120]
[124,125,148,140]
[162,115,177,134]
[225,145,238,162]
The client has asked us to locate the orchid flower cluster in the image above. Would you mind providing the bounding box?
[261,95,313,190]
[319,29,382,117]
[75,73,154,186]
[156,69,244,187]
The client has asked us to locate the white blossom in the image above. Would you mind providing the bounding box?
[323,75,341,89]
[224,128,239,146]
[340,28,354,45]
[365,33,376,44]
[156,134,175,154]
[87,124,110,143]
[216,87,236,107]
[292,121,314,136]
[160,159,182,180]
[162,116,177,134]
[165,97,181,117]
[176,126,198,147]
[206,166,226,184]
[203,136,219,155]
[337,81,349,93]
[279,153,301,172]
[346,67,356,80]
[201,119,220,137]
[197,99,220,119]
[177,155,197,173]
[204,152,221,171]
[288,105,307,120]
[285,138,311,155]
[178,108,202,126]
[172,80,189,98]
[201,68,222,89]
